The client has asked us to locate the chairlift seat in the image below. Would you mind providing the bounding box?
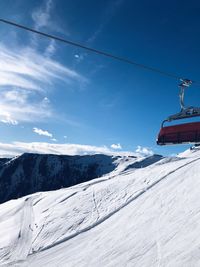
[157,122,200,145]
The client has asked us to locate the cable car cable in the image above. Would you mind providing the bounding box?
[0,18,196,83]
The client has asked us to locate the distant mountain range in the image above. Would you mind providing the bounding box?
[0,153,163,204]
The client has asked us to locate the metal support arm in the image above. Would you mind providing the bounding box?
[162,79,200,127]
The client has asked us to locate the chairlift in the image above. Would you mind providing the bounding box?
[157,79,200,145]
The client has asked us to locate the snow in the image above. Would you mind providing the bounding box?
[0,149,200,266]
[1,153,142,203]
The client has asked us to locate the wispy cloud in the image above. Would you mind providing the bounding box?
[0,44,86,89]
[44,40,56,57]
[0,142,136,158]
[32,0,66,34]
[135,146,154,156]
[111,143,122,150]
[0,89,52,125]
[0,43,87,124]
[31,0,54,50]
[87,0,124,44]
[75,0,124,66]
[32,0,53,30]
[31,0,68,54]
[1,115,18,125]
[33,127,53,137]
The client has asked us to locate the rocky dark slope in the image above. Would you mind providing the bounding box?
[0,153,122,203]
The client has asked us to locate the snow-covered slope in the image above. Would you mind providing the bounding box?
[1,153,155,204]
[1,149,200,266]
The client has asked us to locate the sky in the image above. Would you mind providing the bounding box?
[0,0,200,157]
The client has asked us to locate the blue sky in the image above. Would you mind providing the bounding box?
[0,0,200,157]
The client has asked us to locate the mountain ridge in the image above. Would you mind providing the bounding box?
[0,152,162,204]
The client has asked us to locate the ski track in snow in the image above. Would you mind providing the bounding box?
[154,190,163,267]
[1,150,200,266]
[27,154,200,267]
[1,197,34,266]
[30,156,200,255]
[92,189,100,221]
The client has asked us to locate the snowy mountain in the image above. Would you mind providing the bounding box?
[0,153,124,204]
[0,152,162,204]
[0,158,9,166]
[1,149,200,266]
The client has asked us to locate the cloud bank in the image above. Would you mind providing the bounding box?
[0,142,136,158]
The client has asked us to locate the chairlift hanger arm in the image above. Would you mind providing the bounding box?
[162,79,200,127]
[179,79,192,110]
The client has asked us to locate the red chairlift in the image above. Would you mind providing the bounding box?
[157,79,200,145]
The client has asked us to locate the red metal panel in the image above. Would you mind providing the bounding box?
[157,122,200,145]
[160,122,200,135]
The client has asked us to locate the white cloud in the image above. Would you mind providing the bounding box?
[1,116,18,125]
[135,146,154,156]
[0,43,87,124]
[51,138,57,142]
[0,142,136,158]
[45,40,56,57]
[3,90,28,104]
[0,89,52,125]
[111,143,122,150]
[31,0,54,54]
[32,0,53,30]
[31,0,68,50]
[0,44,86,89]
[0,71,40,91]
[33,127,53,138]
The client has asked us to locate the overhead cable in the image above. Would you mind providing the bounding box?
[0,18,194,82]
